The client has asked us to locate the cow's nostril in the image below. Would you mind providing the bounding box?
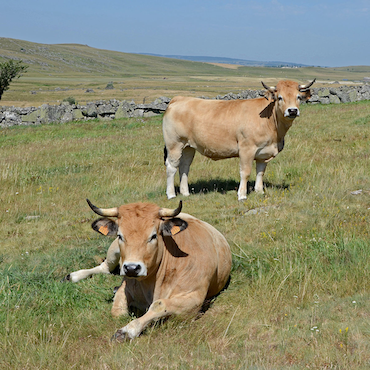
[124,263,142,277]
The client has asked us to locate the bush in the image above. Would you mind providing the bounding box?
[0,60,28,100]
[63,96,77,105]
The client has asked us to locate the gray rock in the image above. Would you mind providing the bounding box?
[61,112,73,123]
[318,88,330,97]
[319,97,330,104]
[348,90,358,102]
[329,95,341,104]
[4,111,18,121]
[110,99,120,108]
[72,109,84,120]
[39,104,65,124]
[84,103,98,117]
[308,94,320,104]
[337,91,350,103]
[154,96,171,104]
[97,104,116,116]
[115,101,134,118]
[144,111,159,118]
[133,109,144,117]
[22,110,39,123]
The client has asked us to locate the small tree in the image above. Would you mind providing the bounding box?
[0,60,28,100]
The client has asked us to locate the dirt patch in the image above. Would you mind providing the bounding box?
[207,63,241,70]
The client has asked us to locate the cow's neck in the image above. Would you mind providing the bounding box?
[273,105,293,141]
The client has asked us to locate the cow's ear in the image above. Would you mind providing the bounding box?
[161,218,188,237]
[300,90,312,102]
[91,218,118,236]
[264,89,276,102]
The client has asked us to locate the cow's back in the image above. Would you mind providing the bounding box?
[155,213,232,301]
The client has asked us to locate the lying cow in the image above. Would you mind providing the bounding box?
[163,79,315,200]
[66,199,232,341]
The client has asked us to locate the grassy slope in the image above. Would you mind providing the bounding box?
[1,37,369,79]
[1,100,370,369]
[1,37,370,107]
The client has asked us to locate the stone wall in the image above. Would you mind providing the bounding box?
[0,97,171,128]
[309,85,370,105]
[1,85,370,128]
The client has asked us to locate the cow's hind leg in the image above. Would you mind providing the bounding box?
[255,161,267,193]
[165,143,184,199]
[65,238,121,283]
[179,147,195,196]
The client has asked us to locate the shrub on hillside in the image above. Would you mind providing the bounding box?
[63,96,77,105]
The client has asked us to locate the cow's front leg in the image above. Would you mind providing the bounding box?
[112,292,205,341]
[166,159,178,199]
[65,238,120,282]
[238,152,254,201]
[111,280,129,317]
[255,161,267,193]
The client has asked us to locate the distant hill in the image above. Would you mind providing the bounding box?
[0,37,247,78]
[141,53,310,68]
[0,37,368,86]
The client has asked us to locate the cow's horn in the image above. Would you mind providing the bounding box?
[86,199,119,217]
[299,78,316,91]
[159,200,182,218]
[261,81,276,92]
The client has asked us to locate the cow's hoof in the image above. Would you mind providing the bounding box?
[111,329,130,342]
[62,274,71,282]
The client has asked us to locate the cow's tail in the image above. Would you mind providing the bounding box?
[164,146,168,165]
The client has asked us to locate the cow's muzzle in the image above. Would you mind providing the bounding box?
[122,262,147,278]
[285,108,300,119]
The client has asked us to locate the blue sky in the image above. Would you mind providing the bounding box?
[1,0,369,67]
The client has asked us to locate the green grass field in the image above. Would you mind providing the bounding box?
[1,99,370,369]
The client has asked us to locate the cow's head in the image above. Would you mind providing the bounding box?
[261,79,315,121]
[86,199,188,279]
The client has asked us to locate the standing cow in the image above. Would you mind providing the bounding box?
[66,199,232,341]
[163,79,315,200]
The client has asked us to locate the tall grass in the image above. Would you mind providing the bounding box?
[1,101,370,369]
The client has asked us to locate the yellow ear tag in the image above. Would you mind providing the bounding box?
[98,225,109,236]
[171,225,181,236]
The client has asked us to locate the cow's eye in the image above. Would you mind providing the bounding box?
[118,234,124,242]
[148,233,157,242]
[297,95,302,101]
[278,95,283,101]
